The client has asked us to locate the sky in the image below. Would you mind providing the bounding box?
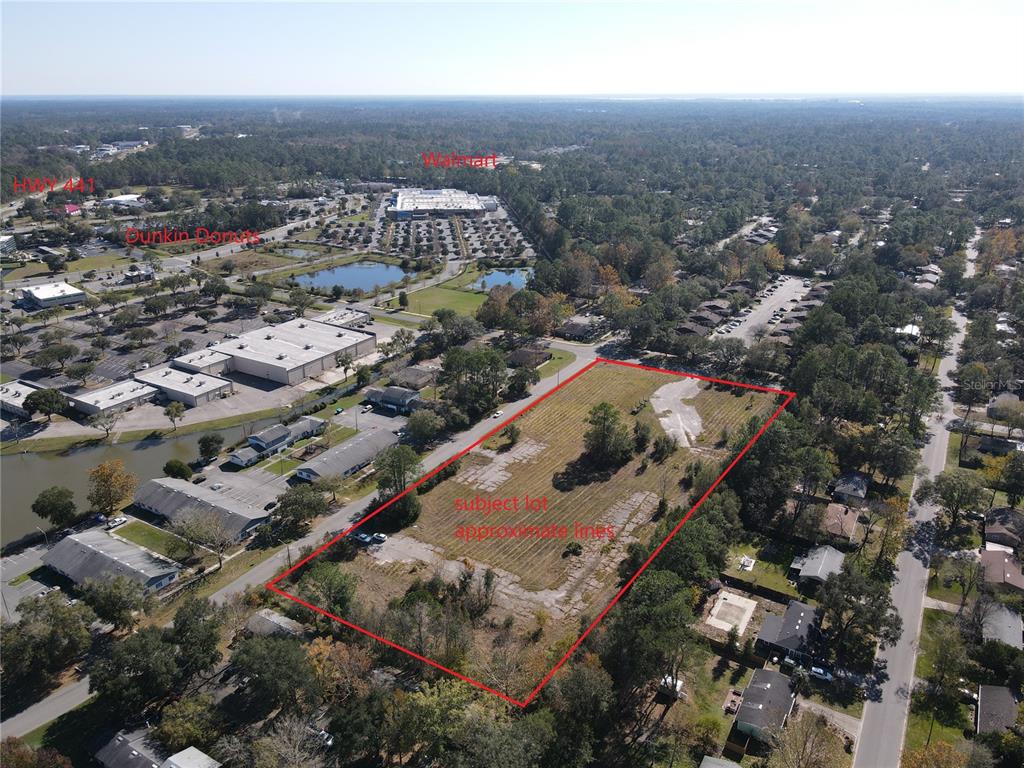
[2,0,1023,97]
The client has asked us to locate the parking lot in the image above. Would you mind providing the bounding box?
[718,275,811,344]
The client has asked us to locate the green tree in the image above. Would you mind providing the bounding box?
[398,290,409,308]
[31,486,77,528]
[2,593,96,690]
[87,459,138,517]
[273,484,329,536]
[766,712,846,768]
[818,566,902,666]
[0,736,73,768]
[355,364,372,386]
[22,388,68,421]
[89,411,120,438]
[406,408,444,446]
[198,432,225,463]
[298,560,358,618]
[507,366,540,399]
[583,402,632,468]
[155,695,219,753]
[81,575,147,630]
[914,469,986,533]
[164,401,186,430]
[91,627,177,716]
[163,458,193,480]
[232,636,313,711]
[165,597,223,683]
[287,287,315,317]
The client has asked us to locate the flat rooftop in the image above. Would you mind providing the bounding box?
[67,379,158,410]
[391,188,486,213]
[204,319,373,369]
[135,366,232,396]
[315,308,368,328]
[173,349,232,368]
[22,281,85,300]
[0,380,40,408]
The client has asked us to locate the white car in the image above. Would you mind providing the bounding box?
[105,516,129,530]
[491,410,505,419]
[810,666,834,683]
[361,404,373,413]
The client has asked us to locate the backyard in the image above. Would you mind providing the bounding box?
[723,539,803,600]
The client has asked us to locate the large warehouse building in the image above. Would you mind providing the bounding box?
[134,478,271,541]
[134,367,234,406]
[42,530,179,593]
[173,318,375,385]
[21,281,86,309]
[385,188,497,220]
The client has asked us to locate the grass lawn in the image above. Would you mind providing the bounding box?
[946,432,963,471]
[370,313,423,330]
[115,520,185,560]
[537,348,576,379]
[0,371,14,384]
[205,250,301,275]
[678,655,754,739]
[385,286,487,316]
[926,566,973,606]
[291,227,323,241]
[915,608,957,680]
[904,700,972,754]
[71,253,133,272]
[264,457,303,475]
[23,696,105,767]
[4,261,50,280]
[309,392,366,420]
[724,539,803,600]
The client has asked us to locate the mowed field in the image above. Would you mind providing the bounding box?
[411,362,777,591]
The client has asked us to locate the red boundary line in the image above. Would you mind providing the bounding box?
[267,358,795,708]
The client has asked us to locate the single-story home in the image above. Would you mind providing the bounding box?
[980,550,1024,594]
[555,315,605,341]
[976,685,1019,735]
[822,503,861,543]
[985,507,1024,550]
[228,416,326,467]
[392,365,436,390]
[96,729,221,768]
[245,608,304,638]
[790,545,845,585]
[134,478,270,541]
[756,600,817,662]
[734,669,795,743]
[831,471,870,506]
[982,603,1024,650]
[507,346,552,369]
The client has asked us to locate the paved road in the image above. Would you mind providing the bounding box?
[853,231,978,768]
[0,677,92,738]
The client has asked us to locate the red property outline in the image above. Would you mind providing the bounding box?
[266,358,796,707]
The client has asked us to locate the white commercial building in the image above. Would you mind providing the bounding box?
[21,281,86,309]
[134,366,233,407]
[315,308,370,329]
[173,318,375,385]
[67,379,159,416]
[99,193,145,208]
[385,188,494,220]
[0,380,41,419]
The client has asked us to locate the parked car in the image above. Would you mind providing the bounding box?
[371,533,388,544]
[105,516,129,530]
[810,666,834,683]
[361,404,373,413]
[491,410,504,419]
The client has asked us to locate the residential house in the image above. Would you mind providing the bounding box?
[756,600,817,663]
[228,416,327,468]
[987,392,1021,421]
[507,346,553,369]
[245,608,304,638]
[555,315,605,341]
[734,669,795,743]
[831,471,870,506]
[677,322,710,337]
[976,686,1020,735]
[981,550,1024,594]
[690,310,724,328]
[822,503,861,544]
[393,365,436,390]
[985,507,1024,550]
[364,385,421,415]
[790,545,845,585]
[96,729,221,768]
[982,604,1023,650]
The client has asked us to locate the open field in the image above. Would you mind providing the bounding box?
[205,250,301,274]
[3,262,50,280]
[536,348,576,378]
[386,286,488,316]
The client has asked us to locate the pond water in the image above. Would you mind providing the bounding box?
[295,261,410,292]
[1,417,279,546]
[281,248,320,258]
[469,267,533,291]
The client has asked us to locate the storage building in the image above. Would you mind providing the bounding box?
[42,530,179,593]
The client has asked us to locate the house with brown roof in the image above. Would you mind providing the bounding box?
[981,550,1024,594]
[822,503,861,544]
[985,507,1024,549]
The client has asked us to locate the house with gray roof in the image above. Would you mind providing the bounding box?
[831,471,870,506]
[96,729,221,768]
[295,428,399,483]
[735,669,795,743]
[982,603,1024,650]
[756,600,817,661]
[134,478,269,541]
[976,685,1019,735]
[43,530,178,594]
[246,607,304,638]
[790,545,844,585]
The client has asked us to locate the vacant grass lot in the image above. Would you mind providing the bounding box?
[537,348,576,379]
[206,250,301,275]
[412,363,776,591]
[386,286,487,316]
[723,539,803,600]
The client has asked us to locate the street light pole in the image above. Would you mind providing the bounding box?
[36,527,50,547]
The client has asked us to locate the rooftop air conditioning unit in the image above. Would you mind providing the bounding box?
[276,354,286,360]
[265,334,273,340]
[304,344,313,350]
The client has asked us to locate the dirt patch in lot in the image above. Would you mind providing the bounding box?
[651,377,703,447]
